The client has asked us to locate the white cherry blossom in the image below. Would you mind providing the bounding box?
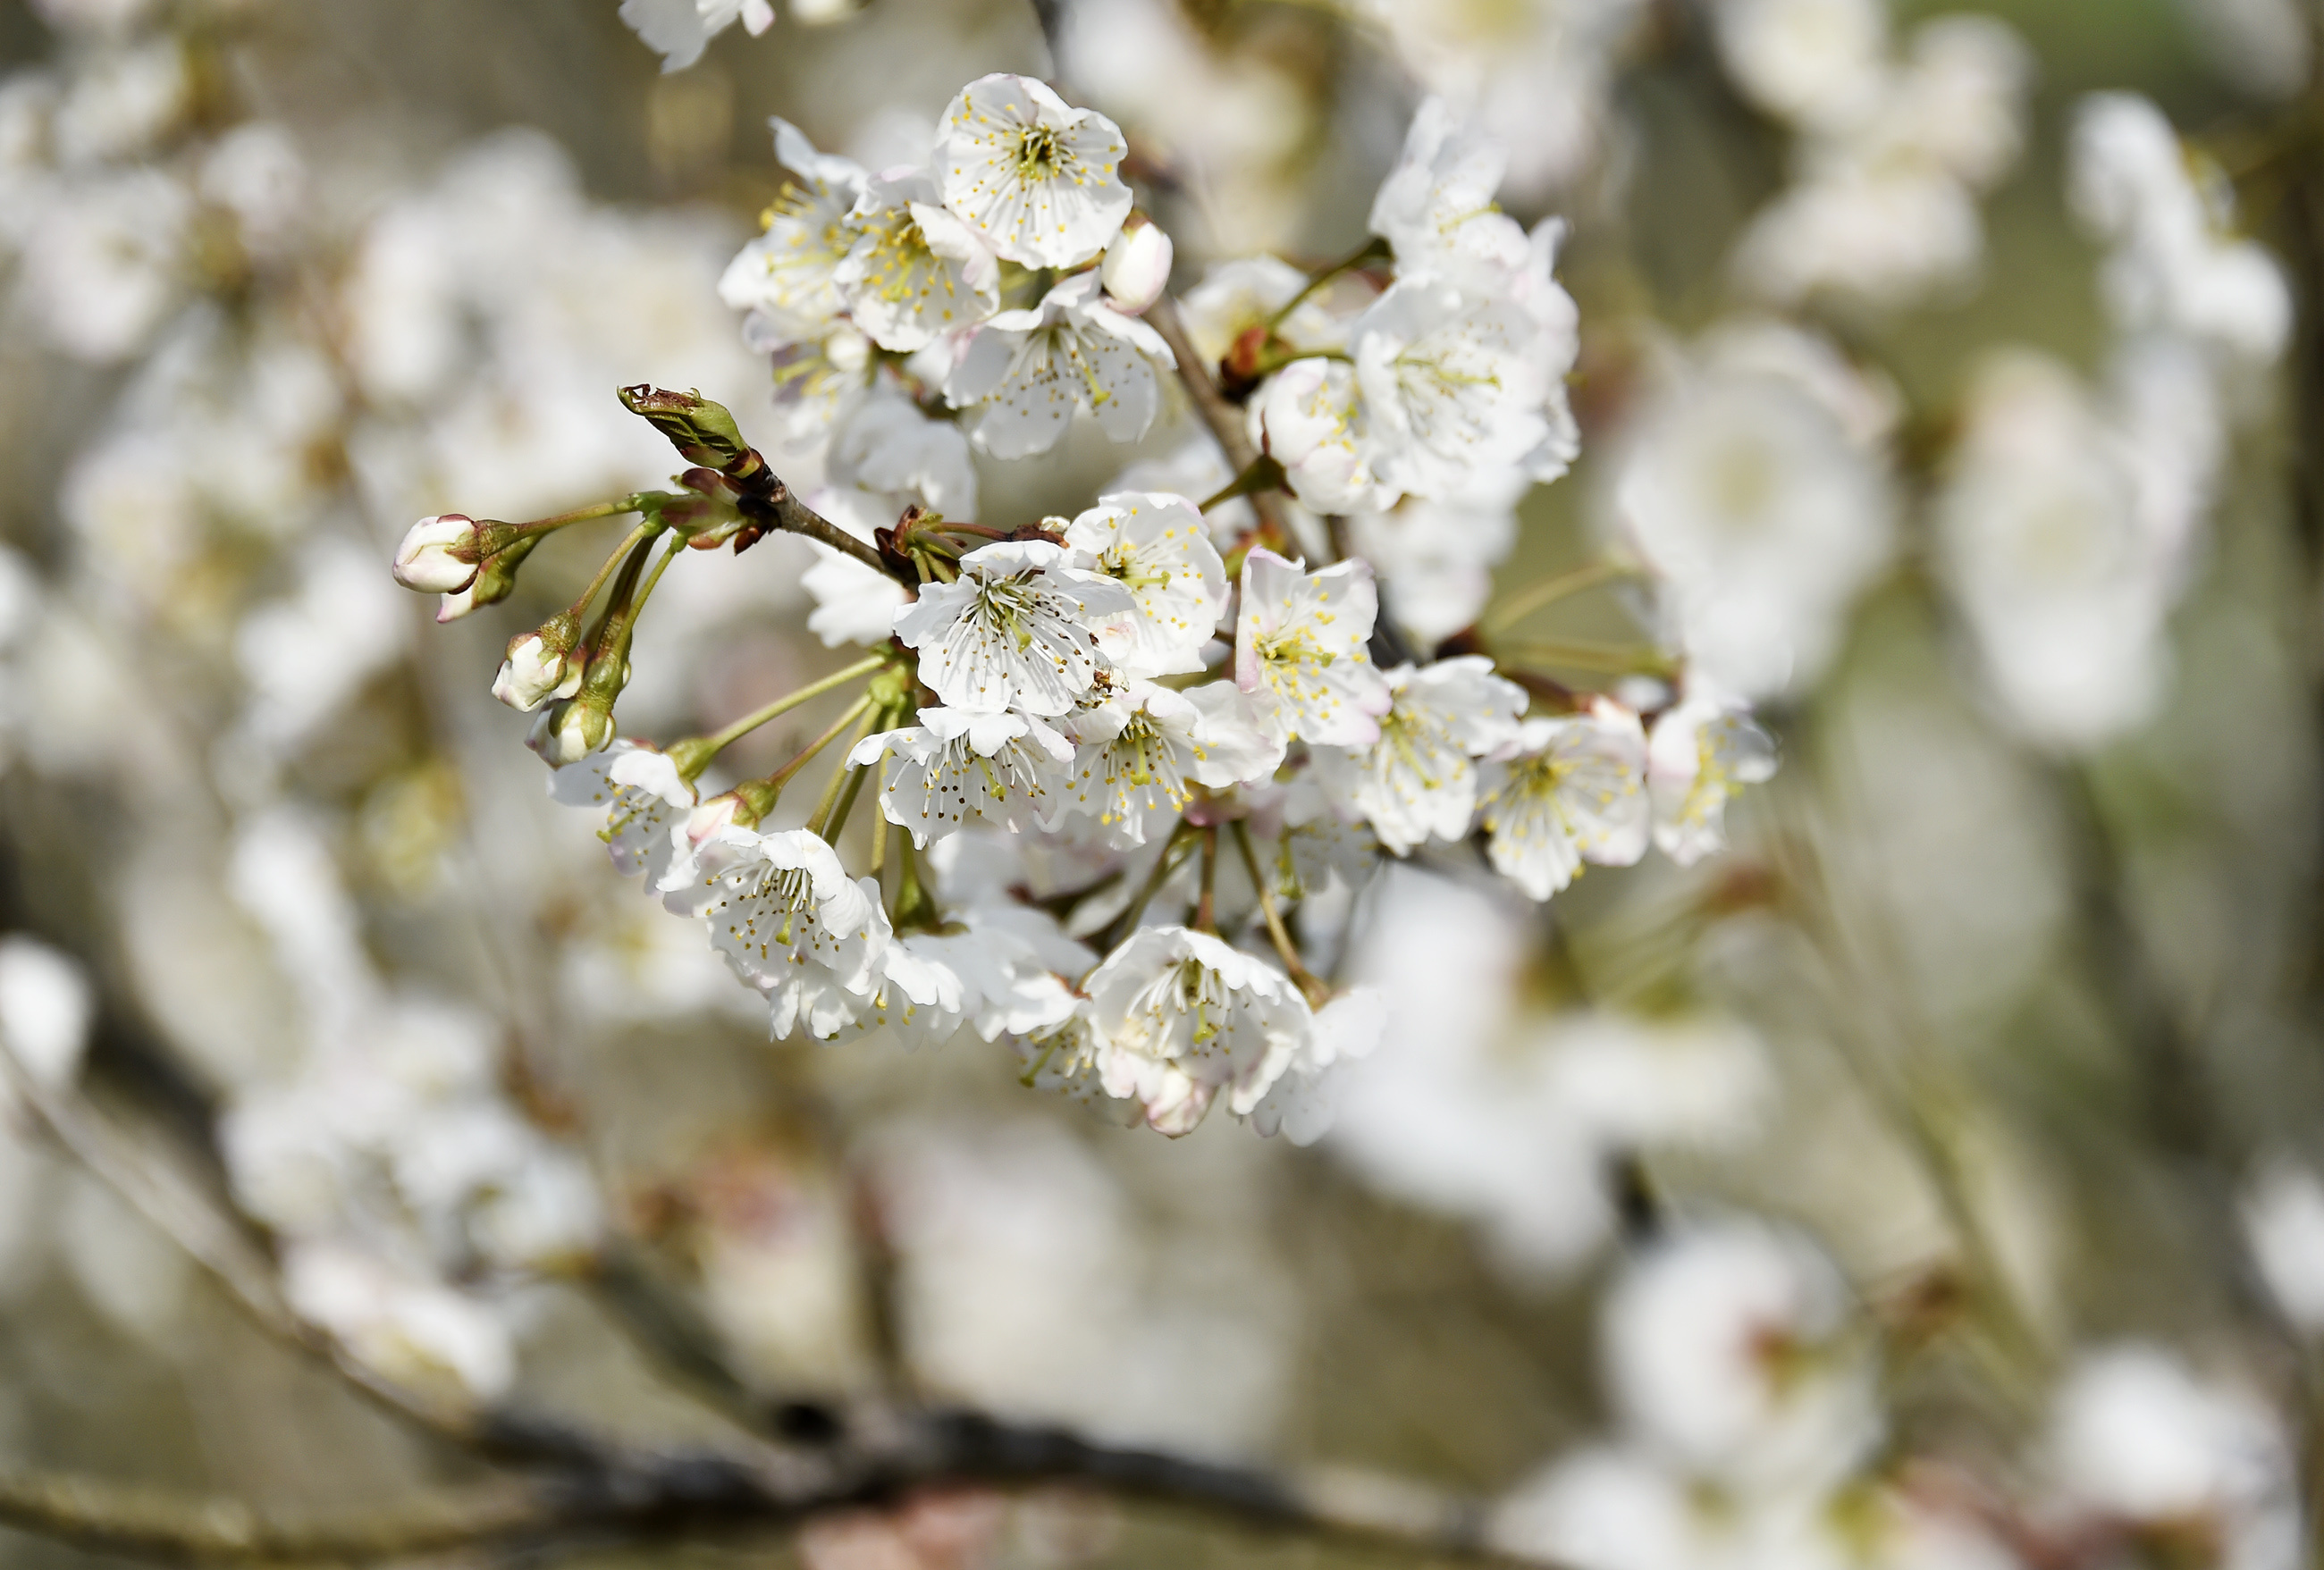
[1062,491,1228,677]
[548,740,698,888]
[1368,97,1533,296]
[1351,280,1554,501]
[668,827,887,1000]
[936,73,1133,269]
[834,166,999,353]
[943,272,1175,458]
[893,538,1135,716]
[1084,924,1311,1136]
[853,706,1075,847]
[1480,701,1651,901]
[1254,357,1396,513]
[757,322,874,443]
[717,119,864,342]
[1234,548,1390,747]
[1248,987,1386,1147]
[619,0,775,72]
[1099,216,1174,314]
[1056,680,1284,847]
[801,490,912,649]
[1312,657,1526,856]
[1646,689,1779,867]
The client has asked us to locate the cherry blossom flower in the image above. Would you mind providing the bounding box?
[548,740,699,888]
[1368,97,1534,296]
[943,272,1175,458]
[619,0,775,73]
[1234,548,1390,747]
[2070,92,2290,364]
[1248,987,1386,1146]
[1646,689,1778,866]
[1083,924,1311,1136]
[492,625,581,712]
[1254,357,1396,513]
[893,538,1136,716]
[936,73,1132,269]
[1351,281,1555,502]
[1480,701,1651,901]
[1062,491,1228,677]
[834,166,999,353]
[853,706,1075,847]
[669,827,887,1000]
[1056,680,1284,847]
[1313,657,1526,855]
[717,118,864,342]
[1179,254,1351,364]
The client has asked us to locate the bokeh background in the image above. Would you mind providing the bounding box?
[1,0,2321,1567]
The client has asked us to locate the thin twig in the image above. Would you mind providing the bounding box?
[1144,295,1293,546]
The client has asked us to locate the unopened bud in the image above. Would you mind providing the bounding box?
[493,615,584,712]
[526,698,615,767]
[1100,216,1173,315]
[393,515,479,594]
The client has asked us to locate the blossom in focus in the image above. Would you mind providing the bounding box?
[718,119,866,342]
[1351,280,1556,503]
[936,73,1133,269]
[892,539,1136,717]
[1313,657,1527,856]
[669,827,886,1004]
[548,740,700,889]
[1255,357,1395,514]
[943,273,1175,458]
[1480,701,1651,902]
[391,514,478,595]
[854,707,1075,847]
[1084,924,1310,1135]
[1099,215,1174,315]
[1054,680,1283,846]
[1062,491,1228,678]
[834,166,1000,354]
[1234,549,1389,747]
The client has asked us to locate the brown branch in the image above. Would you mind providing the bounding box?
[1144,296,1294,547]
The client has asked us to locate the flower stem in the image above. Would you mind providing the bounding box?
[1495,639,1673,678]
[806,700,888,840]
[1194,827,1219,934]
[1198,455,1287,513]
[568,522,660,625]
[868,760,891,880]
[1103,819,1199,950]
[1268,235,1391,329]
[697,653,892,757]
[766,693,874,793]
[1480,560,1637,634]
[1231,820,1329,1007]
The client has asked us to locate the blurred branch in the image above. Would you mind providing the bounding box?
[0,1468,571,1564]
[0,1054,1571,1570]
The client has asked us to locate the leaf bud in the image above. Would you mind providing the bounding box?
[618,386,764,484]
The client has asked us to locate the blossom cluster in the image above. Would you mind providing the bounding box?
[392,78,1783,1146]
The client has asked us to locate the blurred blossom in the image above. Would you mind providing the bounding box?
[2044,1346,2300,1570]
[2242,1163,2324,1334]
[1358,0,1648,204]
[1732,14,2032,310]
[2174,0,2311,102]
[1614,320,1897,700]
[0,935,94,1091]
[1934,349,2210,750]
[2070,93,2292,366]
[872,1117,1291,1457]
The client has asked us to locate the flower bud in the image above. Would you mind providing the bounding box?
[526,699,614,767]
[393,515,479,594]
[493,616,584,712]
[684,776,784,844]
[1100,216,1174,315]
[617,385,762,483]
